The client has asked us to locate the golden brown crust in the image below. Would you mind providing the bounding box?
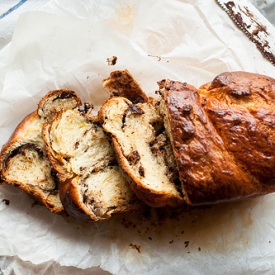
[199,72,275,187]
[0,112,64,213]
[102,69,148,104]
[0,112,37,170]
[160,76,275,205]
[200,71,275,100]
[59,177,93,221]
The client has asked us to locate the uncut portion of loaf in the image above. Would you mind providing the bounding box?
[43,105,144,221]
[99,96,184,208]
[0,89,81,213]
[159,73,275,205]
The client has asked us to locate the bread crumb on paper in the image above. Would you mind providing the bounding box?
[106,56,117,65]
[129,243,141,253]
[2,199,10,205]
[148,54,161,61]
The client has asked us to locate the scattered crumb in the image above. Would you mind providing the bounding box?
[2,199,10,205]
[130,243,141,253]
[198,247,201,251]
[106,56,118,66]
[169,240,174,244]
[148,237,152,240]
[148,54,161,61]
[184,241,189,248]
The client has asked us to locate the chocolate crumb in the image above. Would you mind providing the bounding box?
[184,241,189,248]
[139,165,145,177]
[130,243,141,253]
[127,104,145,115]
[106,56,118,66]
[74,141,80,150]
[198,247,201,251]
[126,150,140,165]
[2,199,10,205]
[169,240,174,244]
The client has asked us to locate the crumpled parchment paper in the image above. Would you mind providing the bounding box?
[1,0,275,274]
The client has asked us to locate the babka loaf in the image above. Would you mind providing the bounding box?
[2,70,275,217]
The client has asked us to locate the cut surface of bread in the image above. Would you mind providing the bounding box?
[37,89,82,121]
[102,69,148,104]
[0,89,81,213]
[158,75,275,205]
[99,96,184,208]
[43,105,144,221]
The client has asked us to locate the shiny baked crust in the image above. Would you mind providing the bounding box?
[159,72,275,205]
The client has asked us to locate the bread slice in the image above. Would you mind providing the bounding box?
[99,96,184,208]
[102,69,148,104]
[0,89,81,213]
[42,104,145,221]
[158,77,275,205]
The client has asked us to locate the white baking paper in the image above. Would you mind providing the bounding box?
[1,0,275,274]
